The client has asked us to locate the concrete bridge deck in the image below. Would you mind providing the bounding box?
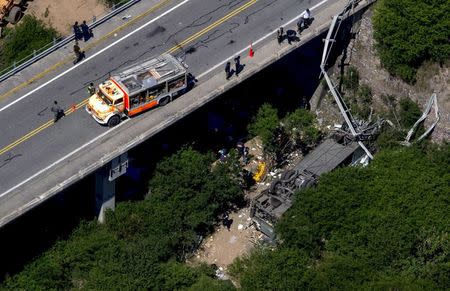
[0,0,371,227]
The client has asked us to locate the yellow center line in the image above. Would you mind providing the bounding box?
[166,0,257,54]
[0,0,172,102]
[0,0,258,157]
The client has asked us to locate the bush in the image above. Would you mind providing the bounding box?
[231,145,450,289]
[247,103,279,152]
[373,0,450,82]
[341,66,359,93]
[398,97,422,128]
[0,15,58,70]
[2,147,242,289]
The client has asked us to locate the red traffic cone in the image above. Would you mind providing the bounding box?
[249,43,254,57]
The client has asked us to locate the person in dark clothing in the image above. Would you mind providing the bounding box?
[225,61,232,80]
[222,213,232,231]
[87,82,95,96]
[81,20,91,42]
[277,27,284,44]
[73,21,83,41]
[73,41,85,64]
[234,56,241,76]
[51,101,65,122]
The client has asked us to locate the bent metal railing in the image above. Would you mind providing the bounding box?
[0,0,140,83]
[320,0,375,160]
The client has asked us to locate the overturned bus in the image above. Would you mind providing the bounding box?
[250,138,366,240]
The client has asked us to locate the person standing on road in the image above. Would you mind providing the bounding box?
[73,41,85,64]
[277,27,284,44]
[234,56,241,76]
[73,21,83,41]
[225,61,232,80]
[51,101,65,122]
[81,20,91,42]
[87,82,96,96]
[297,8,311,33]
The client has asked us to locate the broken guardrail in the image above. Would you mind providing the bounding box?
[403,93,439,145]
[319,0,375,159]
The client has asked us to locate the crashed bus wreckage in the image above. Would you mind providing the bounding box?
[86,53,189,126]
[250,138,367,240]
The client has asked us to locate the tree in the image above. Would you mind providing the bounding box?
[247,103,279,153]
[2,147,243,289]
[373,0,450,82]
[0,15,58,70]
[231,145,450,289]
[282,108,320,149]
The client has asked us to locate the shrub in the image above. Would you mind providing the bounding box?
[0,15,58,70]
[247,103,279,153]
[373,0,450,82]
[398,97,421,128]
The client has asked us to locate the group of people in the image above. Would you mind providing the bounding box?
[73,21,93,42]
[225,56,243,80]
[72,21,94,64]
[276,8,312,45]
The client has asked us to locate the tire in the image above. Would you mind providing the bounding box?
[159,96,170,106]
[269,179,281,194]
[6,6,23,24]
[281,170,296,182]
[107,115,120,127]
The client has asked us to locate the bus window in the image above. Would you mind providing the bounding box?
[168,75,186,92]
[147,83,166,101]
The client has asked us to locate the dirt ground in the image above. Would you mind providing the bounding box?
[317,8,449,143]
[26,0,107,35]
[190,138,304,280]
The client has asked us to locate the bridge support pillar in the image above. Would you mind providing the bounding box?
[95,152,128,223]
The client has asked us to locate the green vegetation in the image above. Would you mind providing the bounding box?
[230,144,450,289]
[0,15,58,71]
[339,66,373,119]
[100,0,128,7]
[1,147,241,289]
[248,103,320,161]
[373,0,450,82]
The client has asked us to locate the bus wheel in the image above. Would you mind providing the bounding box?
[107,115,120,127]
[159,96,170,106]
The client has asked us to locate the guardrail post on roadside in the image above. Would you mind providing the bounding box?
[33,50,36,57]
[53,37,56,45]
[93,15,96,23]
[13,61,16,69]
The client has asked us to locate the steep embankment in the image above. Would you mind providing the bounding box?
[316,7,449,143]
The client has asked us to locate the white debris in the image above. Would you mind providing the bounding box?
[238,224,244,230]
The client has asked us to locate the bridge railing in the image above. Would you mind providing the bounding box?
[0,0,140,83]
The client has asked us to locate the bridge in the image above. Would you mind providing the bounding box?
[0,0,371,227]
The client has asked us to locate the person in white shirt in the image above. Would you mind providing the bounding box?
[297,8,312,33]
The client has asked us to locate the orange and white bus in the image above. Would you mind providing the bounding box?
[86,53,188,126]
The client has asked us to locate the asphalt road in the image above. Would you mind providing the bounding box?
[0,0,325,194]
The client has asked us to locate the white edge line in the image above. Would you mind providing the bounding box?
[0,0,191,113]
[0,119,129,198]
[0,0,329,198]
[197,0,329,79]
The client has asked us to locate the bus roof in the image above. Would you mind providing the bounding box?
[111,54,186,95]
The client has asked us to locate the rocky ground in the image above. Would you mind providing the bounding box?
[316,7,449,143]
